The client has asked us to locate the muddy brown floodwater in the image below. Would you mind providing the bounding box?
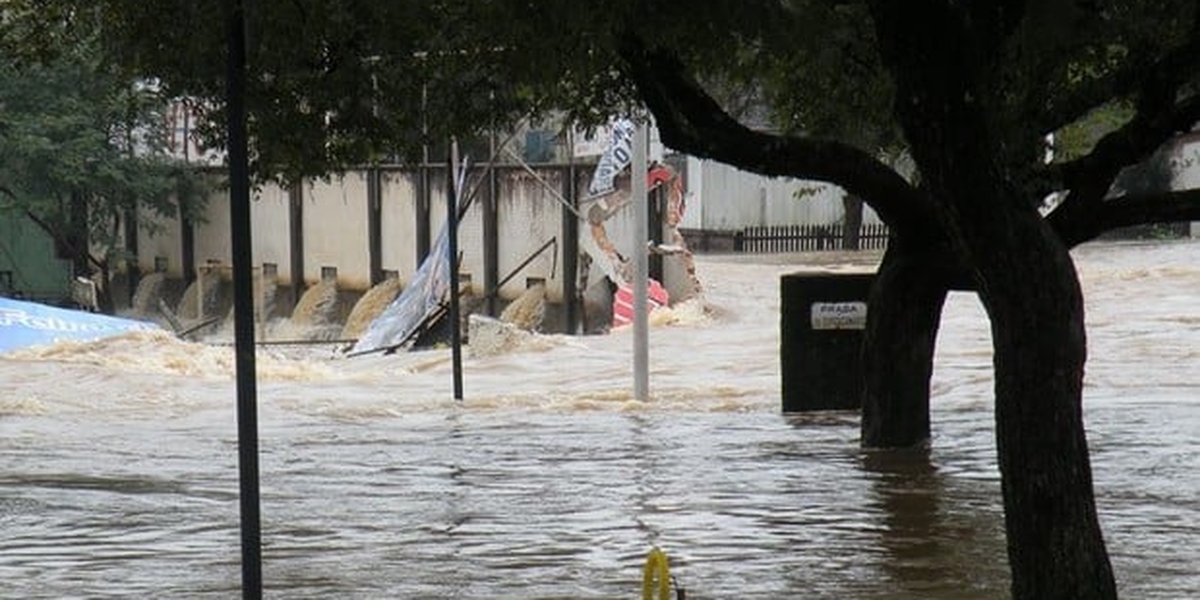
[1,240,1196,598]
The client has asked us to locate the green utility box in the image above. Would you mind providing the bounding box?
[780,271,875,412]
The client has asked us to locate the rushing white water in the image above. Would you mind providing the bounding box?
[1,240,1196,599]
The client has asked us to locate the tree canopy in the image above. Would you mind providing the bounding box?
[0,9,208,292]
[15,0,1194,239]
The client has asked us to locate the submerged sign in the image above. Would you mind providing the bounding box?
[0,297,160,353]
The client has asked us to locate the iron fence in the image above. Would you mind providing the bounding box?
[735,223,889,253]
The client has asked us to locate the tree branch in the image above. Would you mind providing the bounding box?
[617,33,938,238]
[1034,33,1200,136]
[1069,91,1200,183]
[1056,188,1200,247]
[22,209,107,272]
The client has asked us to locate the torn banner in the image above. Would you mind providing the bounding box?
[586,118,636,197]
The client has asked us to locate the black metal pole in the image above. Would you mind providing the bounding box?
[224,0,262,597]
[561,160,579,334]
[416,163,431,264]
[484,133,499,317]
[181,208,196,286]
[288,182,305,306]
[367,166,383,285]
[447,139,464,400]
[649,184,664,282]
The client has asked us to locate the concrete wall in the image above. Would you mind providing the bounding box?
[137,204,185,278]
[435,167,486,298]
[303,174,370,289]
[138,182,294,283]
[143,165,577,301]
[250,182,293,285]
[496,169,568,302]
[193,191,233,269]
[132,155,891,314]
[379,169,419,282]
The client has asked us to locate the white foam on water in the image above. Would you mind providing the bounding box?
[2,329,343,383]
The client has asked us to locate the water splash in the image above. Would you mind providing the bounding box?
[467,314,566,358]
[499,284,547,332]
[130,272,168,316]
[648,297,713,327]
[2,329,341,382]
[176,270,225,321]
[287,280,343,341]
[341,278,403,340]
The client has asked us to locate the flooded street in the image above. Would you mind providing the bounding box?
[1,240,1197,599]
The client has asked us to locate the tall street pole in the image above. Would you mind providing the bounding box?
[632,121,649,401]
[225,0,262,597]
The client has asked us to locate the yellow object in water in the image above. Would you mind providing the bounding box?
[642,547,671,600]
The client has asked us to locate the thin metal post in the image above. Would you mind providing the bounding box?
[224,0,262,597]
[367,166,383,285]
[632,122,649,401]
[287,183,304,305]
[562,130,579,334]
[484,131,499,316]
[448,139,464,400]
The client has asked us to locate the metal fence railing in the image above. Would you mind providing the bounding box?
[735,223,889,253]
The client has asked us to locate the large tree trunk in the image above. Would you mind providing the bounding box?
[860,237,950,448]
[869,4,1118,596]
[968,206,1116,600]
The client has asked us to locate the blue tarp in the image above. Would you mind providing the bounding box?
[0,297,160,354]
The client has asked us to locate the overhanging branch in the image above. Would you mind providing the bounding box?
[1055,188,1200,247]
[617,33,937,238]
[1066,94,1200,186]
[1043,91,1200,229]
[1100,188,1200,226]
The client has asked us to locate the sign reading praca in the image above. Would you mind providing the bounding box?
[810,301,868,330]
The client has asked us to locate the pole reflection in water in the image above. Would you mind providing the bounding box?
[0,240,1197,599]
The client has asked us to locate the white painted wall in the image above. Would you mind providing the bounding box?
[250,182,293,285]
[496,169,565,302]
[137,203,184,278]
[139,153,893,305]
[379,170,419,282]
[139,185,293,284]
[193,192,232,269]
[304,174,370,289]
